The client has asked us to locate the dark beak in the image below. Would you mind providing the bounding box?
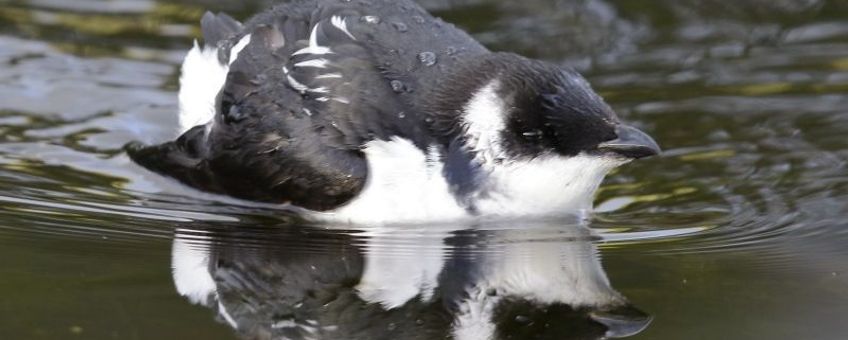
[597,125,661,159]
[590,304,653,338]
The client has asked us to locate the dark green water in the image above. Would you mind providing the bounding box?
[1,0,847,339]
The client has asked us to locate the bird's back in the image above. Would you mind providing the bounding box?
[128,0,489,213]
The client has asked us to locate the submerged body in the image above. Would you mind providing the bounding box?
[127,0,660,224]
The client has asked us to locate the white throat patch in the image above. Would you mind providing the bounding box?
[475,155,626,217]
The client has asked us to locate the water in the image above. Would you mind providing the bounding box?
[1,0,847,339]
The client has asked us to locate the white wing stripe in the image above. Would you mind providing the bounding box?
[331,15,357,40]
[294,58,330,69]
[228,34,252,65]
[293,23,333,56]
[315,73,343,79]
[287,75,310,93]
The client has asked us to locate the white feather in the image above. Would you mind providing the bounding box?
[229,34,252,65]
[293,23,333,56]
[322,138,467,224]
[462,79,508,163]
[475,155,625,217]
[177,42,227,134]
[315,73,343,79]
[331,15,357,40]
[217,301,239,329]
[286,75,310,93]
[307,86,330,94]
[295,58,330,69]
[177,34,251,135]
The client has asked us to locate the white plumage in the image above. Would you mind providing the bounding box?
[178,34,251,135]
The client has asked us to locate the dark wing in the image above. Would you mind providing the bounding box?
[128,6,411,211]
[280,13,420,147]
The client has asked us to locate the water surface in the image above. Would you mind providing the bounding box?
[1,0,847,339]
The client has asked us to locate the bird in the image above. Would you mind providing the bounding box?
[126,0,661,224]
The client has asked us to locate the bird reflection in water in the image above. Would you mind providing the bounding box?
[171,221,651,340]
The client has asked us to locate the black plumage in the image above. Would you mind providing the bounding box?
[127,0,658,213]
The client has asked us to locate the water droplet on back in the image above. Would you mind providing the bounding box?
[417,52,437,67]
[412,15,425,24]
[391,22,408,32]
[250,73,267,85]
[361,15,381,24]
[390,80,405,93]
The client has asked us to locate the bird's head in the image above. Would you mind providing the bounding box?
[436,53,660,215]
[455,53,660,164]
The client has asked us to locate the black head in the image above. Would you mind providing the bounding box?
[496,55,659,160]
[442,53,660,161]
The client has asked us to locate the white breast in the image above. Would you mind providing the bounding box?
[322,137,469,225]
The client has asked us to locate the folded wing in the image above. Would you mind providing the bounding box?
[129,6,411,211]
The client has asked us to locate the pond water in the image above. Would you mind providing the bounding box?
[1,0,847,339]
